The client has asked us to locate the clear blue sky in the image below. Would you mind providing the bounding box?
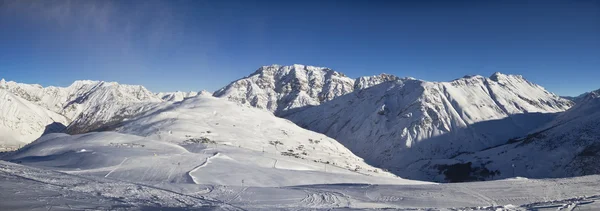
[0,0,598,96]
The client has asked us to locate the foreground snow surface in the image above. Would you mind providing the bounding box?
[2,132,600,210]
[2,160,600,211]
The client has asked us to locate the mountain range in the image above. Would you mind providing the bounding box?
[1,64,598,182]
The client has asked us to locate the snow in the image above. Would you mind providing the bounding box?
[0,79,163,121]
[156,91,201,102]
[285,74,573,181]
[1,67,599,210]
[354,73,411,90]
[0,90,68,148]
[3,131,600,210]
[213,64,356,115]
[114,94,398,177]
[2,157,600,210]
[413,88,600,181]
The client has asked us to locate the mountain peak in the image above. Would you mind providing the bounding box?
[491,71,505,77]
[583,88,600,100]
[488,72,506,82]
[214,64,355,115]
[489,72,525,82]
[354,73,403,90]
[69,80,101,88]
[198,90,212,96]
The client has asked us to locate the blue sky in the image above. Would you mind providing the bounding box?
[0,0,598,96]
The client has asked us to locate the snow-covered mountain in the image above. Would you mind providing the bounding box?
[0,79,162,121]
[561,91,590,105]
[413,88,600,182]
[0,67,587,184]
[284,73,573,179]
[156,91,202,102]
[213,64,355,115]
[0,78,180,144]
[0,89,68,148]
[2,89,600,210]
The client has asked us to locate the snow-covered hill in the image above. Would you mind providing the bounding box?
[110,94,396,177]
[285,73,572,180]
[2,131,420,188]
[213,64,356,115]
[0,89,68,148]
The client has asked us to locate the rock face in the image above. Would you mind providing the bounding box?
[284,73,573,179]
[354,73,407,90]
[0,89,68,147]
[213,64,355,115]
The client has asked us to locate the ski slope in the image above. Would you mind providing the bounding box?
[3,132,600,210]
[2,158,600,210]
[2,132,423,187]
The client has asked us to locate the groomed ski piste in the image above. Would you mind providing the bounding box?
[1,93,599,210]
[2,132,600,210]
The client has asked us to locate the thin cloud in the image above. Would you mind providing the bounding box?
[1,0,183,61]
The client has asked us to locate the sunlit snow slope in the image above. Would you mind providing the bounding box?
[3,130,423,188]
[114,94,397,177]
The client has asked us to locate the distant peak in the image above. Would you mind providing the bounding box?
[588,88,600,98]
[451,74,485,82]
[71,80,101,87]
[488,72,504,81]
[260,64,283,69]
[461,75,480,79]
[198,90,212,96]
[253,64,337,76]
[491,72,505,77]
[489,72,527,82]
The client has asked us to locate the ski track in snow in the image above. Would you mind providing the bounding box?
[104,157,128,178]
[459,186,498,207]
[188,152,220,184]
[226,187,248,203]
[299,190,351,208]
